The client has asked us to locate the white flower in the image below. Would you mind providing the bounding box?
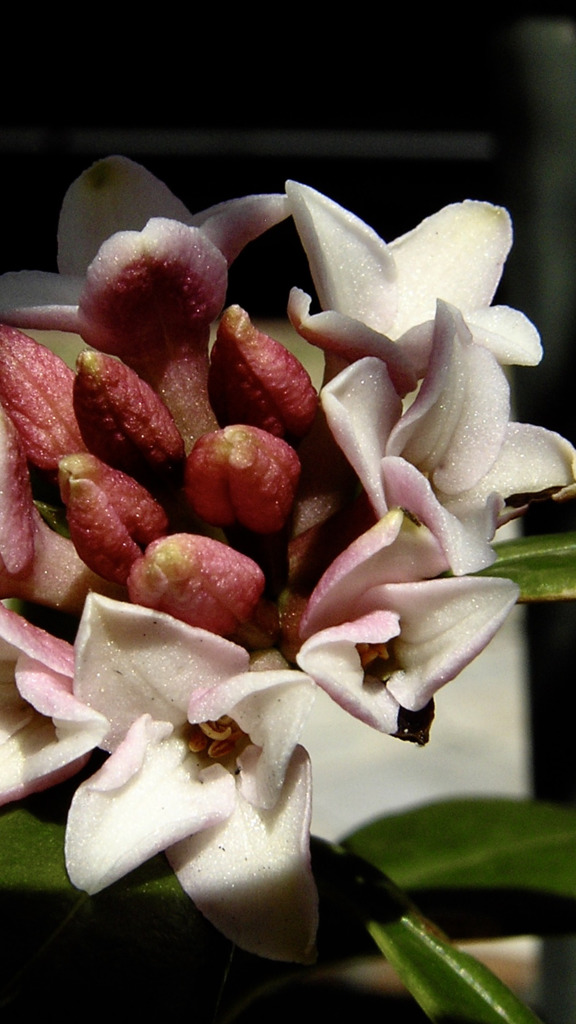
[65,593,318,962]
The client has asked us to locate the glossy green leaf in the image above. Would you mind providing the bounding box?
[475,532,576,601]
[312,839,543,1024]
[343,798,576,939]
[0,782,231,1017]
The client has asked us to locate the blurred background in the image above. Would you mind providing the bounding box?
[2,10,575,1021]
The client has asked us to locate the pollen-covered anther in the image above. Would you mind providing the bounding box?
[356,641,398,683]
[187,716,246,759]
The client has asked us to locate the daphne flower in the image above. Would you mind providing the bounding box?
[0,603,108,805]
[286,180,542,385]
[296,509,519,736]
[320,303,576,572]
[65,593,317,962]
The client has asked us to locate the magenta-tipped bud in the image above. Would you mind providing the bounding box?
[59,453,168,585]
[184,425,301,534]
[127,533,265,636]
[73,350,185,481]
[0,326,85,474]
[208,306,318,438]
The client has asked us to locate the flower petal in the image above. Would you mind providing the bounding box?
[74,594,250,750]
[57,155,195,275]
[65,714,235,894]
[286,181,397,331]
[167,745,318,963]
[388,200,512,337]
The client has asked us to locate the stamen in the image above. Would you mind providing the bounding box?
[187,715,246,760]
[356,641,399,684]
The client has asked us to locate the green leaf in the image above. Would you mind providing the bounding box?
[0,782,231,1018]
[475,532,576,601]
[343,798,576,938]
[312,839,543,1024]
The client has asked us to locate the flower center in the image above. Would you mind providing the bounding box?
[356,641,399,683]
[187,715,246,760]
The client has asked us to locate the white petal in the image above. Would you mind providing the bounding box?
[297,611,402,733]
[286,181,397,331]
[382,576,519,709]
[388,302,510,493]
[467,305,542,366]
[0,271,82,331]
[389,201,512,337]
[65,714,235,894]
[58,155,194,275]
[321,356,402,515]
[190,193,289,265]
[168,746,318,963]
[74,594,250,750]
[189,668,316,808]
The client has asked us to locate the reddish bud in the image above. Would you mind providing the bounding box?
[59,453,168,584]
[0,326,85,473]
[184,425,301,533]
[73,350,185,480]
[127,533,265,636]
[209,306,318,438]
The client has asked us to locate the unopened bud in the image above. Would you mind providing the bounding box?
[209,306,318,438]
[184,425,301,533]
[127,533,265,636]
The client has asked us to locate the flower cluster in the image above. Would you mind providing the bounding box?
[0,157,574,962]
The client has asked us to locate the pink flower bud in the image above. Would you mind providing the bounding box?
[0,404,35,575]
[0,326,85,474]
[59,453,168,584]
[208,306,318,438]
[73,350,185,481]
[184,425,301,533]
[127,533,265,636]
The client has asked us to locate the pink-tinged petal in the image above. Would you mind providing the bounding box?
[188,667,316,809]
[168,745,318,963]
[0,405,35,575]
[441,422,576,521]
[466,305,542,366]
[190,193,290,266]
[0,326,85,474]
[73,350,185,481]
[78,217,227,358]
[287,288,417,396]
[380,457,497,575]
[376,576,519,710]
[297,611,402,733]
[0,601,74,675]
[77,218,226,447]
[387,302,510,494]
[209,306,318,438]
[74,593,250,750]
[321,356,402,516]
[127,534,265,637]
[0,271,82,332]
[0,606,106,806]
[65,714,236,895]
[57,155,195,275]
[184,425,301,534]
[388,200,512,338]
[300,509,449,638]
[285,181,397,332]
